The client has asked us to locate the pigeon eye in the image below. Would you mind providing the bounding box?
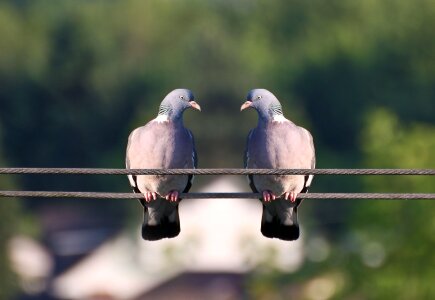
[180,95,185,100]
[257,96,262,100]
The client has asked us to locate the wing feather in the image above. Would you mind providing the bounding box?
[183,129,197,193]
[244,129,258,193]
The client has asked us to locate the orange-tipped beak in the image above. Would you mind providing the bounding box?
[240,101,252,111]
[189,101,201,111]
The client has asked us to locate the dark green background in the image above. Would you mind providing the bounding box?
[0,0,434,298]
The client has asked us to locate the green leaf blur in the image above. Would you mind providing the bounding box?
[0,0,434,298]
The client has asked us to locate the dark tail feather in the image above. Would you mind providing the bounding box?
[141,206,180,241]
[261,204,300,241]
[260,214,279,239]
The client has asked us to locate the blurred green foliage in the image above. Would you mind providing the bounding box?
[0,127,21,299]
[346,109,435,299]
[0,0,434,298]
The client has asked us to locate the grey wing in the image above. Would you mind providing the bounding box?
[244,129,258,193]
[183,129,197,193]
[301,128,316,193]
[126,130,141,194]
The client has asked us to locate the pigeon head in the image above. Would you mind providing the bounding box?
[241,89,283,121]
[158,89,201,121]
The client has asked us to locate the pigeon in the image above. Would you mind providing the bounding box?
[126,89,200,241]
[241,89,315,241]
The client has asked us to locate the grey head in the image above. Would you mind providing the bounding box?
[240,89,283,121]
[158,89,201,121]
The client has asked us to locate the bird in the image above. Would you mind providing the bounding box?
[241,89,315,241]
[126,89,200,241]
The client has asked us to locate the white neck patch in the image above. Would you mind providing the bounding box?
[154,114,169,123]
[272,114,287,123]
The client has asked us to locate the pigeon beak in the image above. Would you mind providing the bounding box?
[189,101,201,111]
[240,101,252,111]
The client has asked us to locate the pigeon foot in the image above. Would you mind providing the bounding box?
[262,190,276,202]
[144,191,158,202]
[284,191,298,203]
[165,190,179,202]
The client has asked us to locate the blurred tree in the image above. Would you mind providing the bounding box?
[343,109,435,298]
[0,0,434,297]
[0,126,23,300]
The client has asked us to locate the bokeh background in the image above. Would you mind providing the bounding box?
[0,0,434,299]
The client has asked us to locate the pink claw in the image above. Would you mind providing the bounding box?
[165,190,179,202]
[262,190,276,202]
[143,192,157,202]
[284,192,298,202]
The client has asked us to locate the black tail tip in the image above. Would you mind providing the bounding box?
[261,221,277,239]
[141,222,180,241]
[277,225,300,241]
[261,222,300,241]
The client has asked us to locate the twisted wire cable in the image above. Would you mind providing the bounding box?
[0,168,434,175]
[0,168,433,200]
[0,191,434,200]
